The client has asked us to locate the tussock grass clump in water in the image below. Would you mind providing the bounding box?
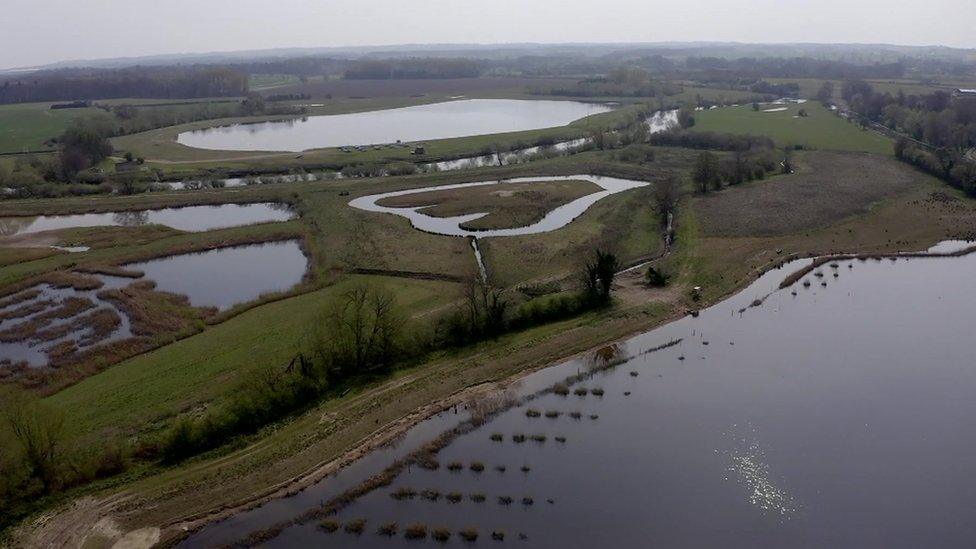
[569,411,582,419]
[521,465,532,472]
[545,410,561,418]
[470,461,485,472]
[320,519,340,533]
[447,492,463,503]
[512,433,526,443]
[421,489,441,501]
[555,436,567,443]
[591,388,605,396]
[553,382,570,396]
[589,414,599,420]
[525,408,541,418]
[344,518,366,535]
[391,486,417,500]
[470,493,486,502]
[498,495,513,505]
[432,528,452,542]
[630,371,639,377]
[377,522,398,537]
[495,464,507,472]
[490,432,503,442]
[492,531,505,541]
[417,453,440,470]
[459,528,479,542]
[522,497,534,506]
[531,434,547,443]
[447,461,463,471]
[574,387,588,396]
[405,524,427,539]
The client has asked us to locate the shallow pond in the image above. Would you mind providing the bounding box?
[0,203,295,237]
[185,247,976,548]
[348,175,647,238]
[125,240,307,310]
[176,99,613,152]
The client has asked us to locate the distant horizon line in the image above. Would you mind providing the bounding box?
[4,39,974,73]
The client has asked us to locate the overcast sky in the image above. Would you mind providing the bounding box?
[2,0,974,69]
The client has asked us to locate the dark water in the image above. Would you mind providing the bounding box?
[125,240,307,310]
[0,203,295,237]
[176,100,612,152]
[184,250,976,548]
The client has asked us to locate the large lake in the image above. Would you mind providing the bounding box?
[184,247,976,548]
[176,99,613,152]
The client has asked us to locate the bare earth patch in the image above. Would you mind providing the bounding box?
[694,151,921,237]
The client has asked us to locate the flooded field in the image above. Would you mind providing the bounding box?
[1,240,308,368]
[185,246,976,548]
[0,275,134,368]
[176,99,613,152]
[125,240,308,310]
[0,203,295,237]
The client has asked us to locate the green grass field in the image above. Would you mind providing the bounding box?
[46,274,456,440]
[692,102,893,154]
[0,102,102,153]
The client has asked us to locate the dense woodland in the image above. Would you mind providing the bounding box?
[0,67,247,104]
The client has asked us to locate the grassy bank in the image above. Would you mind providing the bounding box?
[692,102,893,154]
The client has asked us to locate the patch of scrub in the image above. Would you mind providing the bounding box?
[124,240,308,310]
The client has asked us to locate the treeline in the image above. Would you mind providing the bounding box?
[343,58,483,79]
[649,129,776,152]
[158,250,621,461]
[0,66,247,104]
[685,57,906,79]
[529,68,683,98]
[842,81,976,151]
[895,139,976,196]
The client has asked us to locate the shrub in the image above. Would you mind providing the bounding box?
[405,524,427,539]
[344,518,366,535]
[391,486,417,500]
[433,528,451,542]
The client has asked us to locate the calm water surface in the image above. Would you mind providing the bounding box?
[185,249,976,548]
[176,100,612,152]
[0,203,294,237]
[125,240,307,310]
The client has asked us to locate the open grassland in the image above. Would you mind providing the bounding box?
[377,178,600,230]
[692,102,893,154]
[695,151,923,236]
[46,275,456,441]
[0,102,102,153]
[764,77,976,100]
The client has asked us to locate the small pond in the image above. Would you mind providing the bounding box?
[125,240,308,310]
[0,203,295,237]
[176,99,613,152]
[184,246,976,548]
